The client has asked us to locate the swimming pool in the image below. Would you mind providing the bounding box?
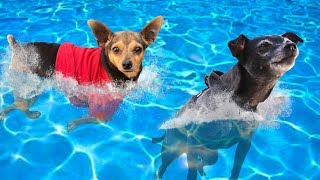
[0,0,319,179]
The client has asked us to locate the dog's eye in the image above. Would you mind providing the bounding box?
[134,47,142,53]
[259,42,271,49]
[112,47,120,53]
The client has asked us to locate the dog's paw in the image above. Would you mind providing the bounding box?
[67,121,78,132]
[198,166,206,176]
[0,111,6,120]
[26,111,41,119]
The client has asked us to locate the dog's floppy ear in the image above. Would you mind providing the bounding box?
[282,32,303,44]
[140,16,164,46]
[228,34,249,59]
[87,20,113,47]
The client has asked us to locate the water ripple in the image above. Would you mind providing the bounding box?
[0,0,319,179]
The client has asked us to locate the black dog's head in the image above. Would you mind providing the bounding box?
[228,32,303,78]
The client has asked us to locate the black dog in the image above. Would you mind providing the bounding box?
[153,33,303,179]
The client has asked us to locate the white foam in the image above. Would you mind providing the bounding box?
[1,43,290,130]
[1,45,54,99]
[125,63,165,101]
[160,89,291,129]
[6,70,53,99]
[0,44,163,103]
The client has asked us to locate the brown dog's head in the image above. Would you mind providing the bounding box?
[87,16,163,80]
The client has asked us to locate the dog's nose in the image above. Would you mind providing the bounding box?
[122,61,133,70]
[285,43,297,51]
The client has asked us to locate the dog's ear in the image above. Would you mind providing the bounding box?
[282,32,303,44]
[228,34,249,59]
[140,16,164,46]
[87,20,113,47]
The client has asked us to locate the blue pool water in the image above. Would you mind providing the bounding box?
[0,0,319,179]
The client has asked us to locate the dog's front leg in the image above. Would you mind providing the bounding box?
[230,139,251,180]
[67,116,102,132]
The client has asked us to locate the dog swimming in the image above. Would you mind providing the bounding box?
[0,16,164,132]
[153,32,303,180]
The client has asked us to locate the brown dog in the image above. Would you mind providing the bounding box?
[0,16,163,132]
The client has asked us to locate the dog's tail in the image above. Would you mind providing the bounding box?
[152,133,166,143]
[7,34,18,48]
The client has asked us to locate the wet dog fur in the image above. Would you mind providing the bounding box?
[153,32,303,180]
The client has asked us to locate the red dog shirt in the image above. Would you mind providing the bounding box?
[55,42,123,121]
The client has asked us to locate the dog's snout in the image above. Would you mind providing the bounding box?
[122,60,133,70]
[284,43,297,51]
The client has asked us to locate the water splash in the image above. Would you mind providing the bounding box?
[0,44,53,99]
[160,89,291,129]
[0,44,164,105]
[127,63,165,100]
